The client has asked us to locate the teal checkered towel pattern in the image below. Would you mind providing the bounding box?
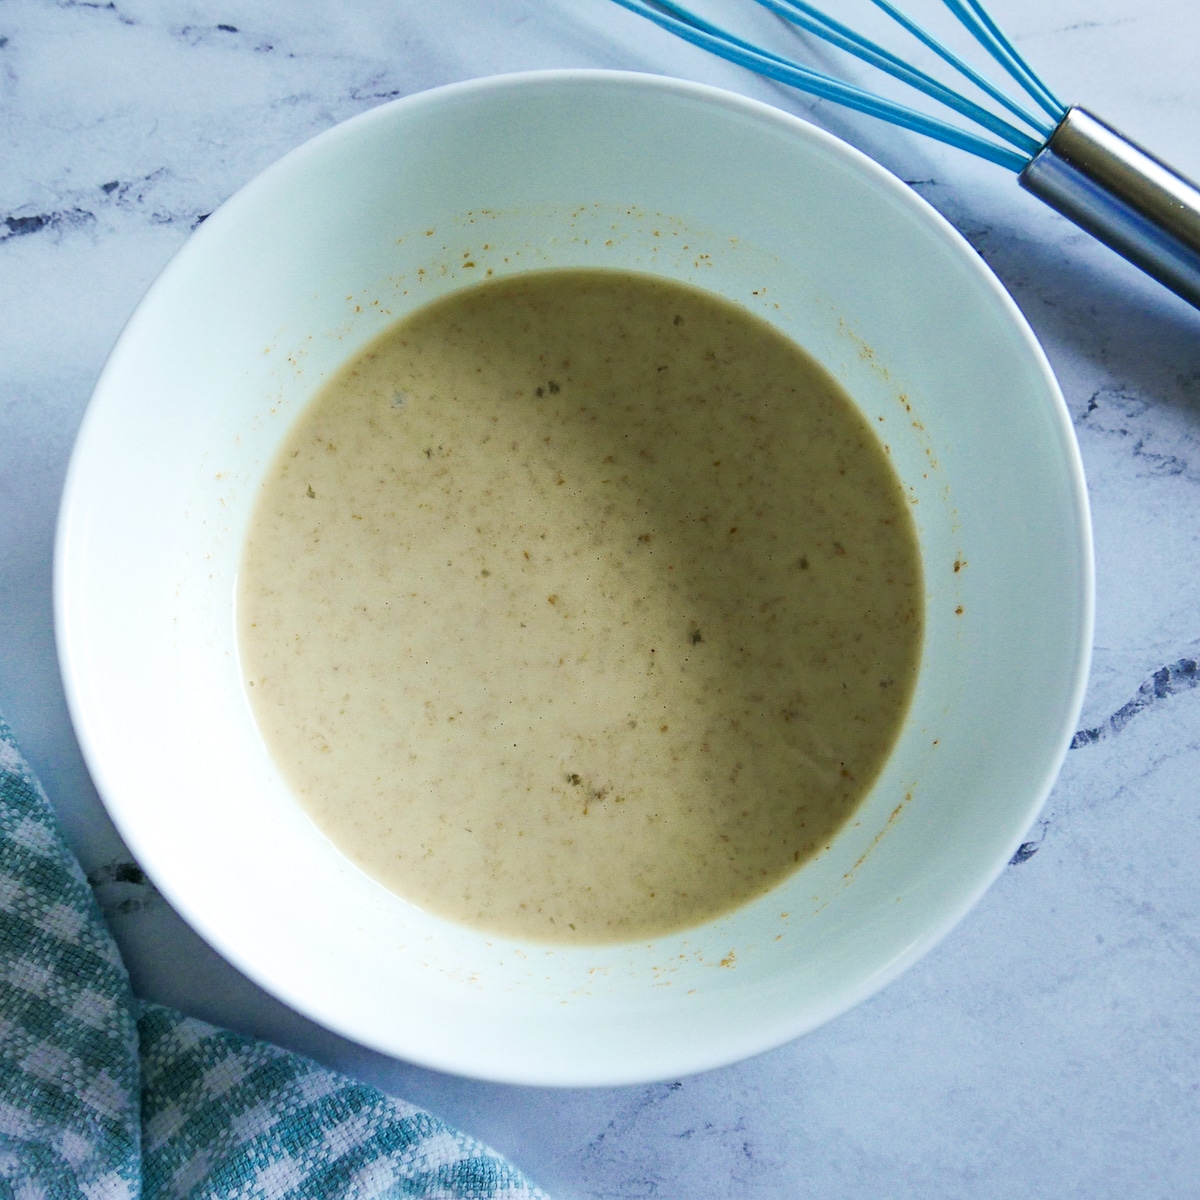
[0,716,141,1199]
[0,715,548,1200]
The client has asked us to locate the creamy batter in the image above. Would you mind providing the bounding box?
[238,269,923,943]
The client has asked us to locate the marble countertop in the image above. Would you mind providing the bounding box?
[2,1,1198,1195]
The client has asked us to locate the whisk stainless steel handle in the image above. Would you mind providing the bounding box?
[1020,108,1200,310]
[613,0,1200,311]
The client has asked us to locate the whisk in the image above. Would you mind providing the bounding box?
[610,0,1200,310]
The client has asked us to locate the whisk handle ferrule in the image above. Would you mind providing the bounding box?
[1019,106,1200,310]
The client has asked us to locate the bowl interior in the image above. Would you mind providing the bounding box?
[56,71,1091,1086]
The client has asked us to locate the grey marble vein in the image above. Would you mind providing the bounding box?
[1073,653,1200,747]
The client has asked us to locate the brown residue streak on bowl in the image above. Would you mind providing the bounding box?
[848,789,914,876]
[837,320,892,384]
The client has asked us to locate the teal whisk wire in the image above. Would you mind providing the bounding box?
[755,0,1049,143]
[943,0,1064,121]
[862,0,1058,130]
[609,0,1200,312]
[609,0,1063,169]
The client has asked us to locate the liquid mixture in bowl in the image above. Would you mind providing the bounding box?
[238,269,923,943]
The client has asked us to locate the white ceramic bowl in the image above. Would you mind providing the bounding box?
[56,71,1092,1086]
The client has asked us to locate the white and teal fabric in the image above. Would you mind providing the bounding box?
[0,714,547,1199]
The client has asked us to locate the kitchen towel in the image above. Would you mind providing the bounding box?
[0,713,547,1200]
